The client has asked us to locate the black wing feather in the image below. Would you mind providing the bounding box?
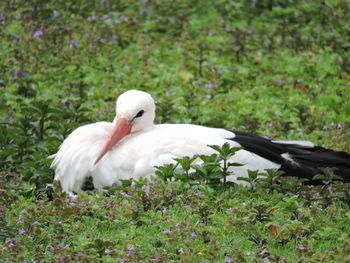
[229,130,350,184]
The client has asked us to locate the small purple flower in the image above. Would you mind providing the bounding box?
[216,68,223,74]
[120,260,125,263]
[337,123,342,129]
[9,33,19,41]
[129,245,135,250]
[109,237,115,241]
[120,16,128,22]
[267,122,273,127]
[322,125,328,130]
[15,14,21,19]
[246,27,253,34]
[105,248,112,253]
[63,244,70,249]
[53,10,59,18]
[46,244,54,249]
[5,239,15,247]
[140,7,148,15]
[99,38,106,44]
[297,244,305,250]
[208,31,213,36]
[33,30,43,39]
[162,208,167,213]
[142,184,149,193]
[114,19,120,24]
[220,18,226,23]
[126,250,132,257]
[111,35,118,41]
[2,246,8,251]
[104,19,109,24]
[191,232,197,238]
[204,83,213,89]
[103,15,109,19]
[162,229,171,234]
[69,40,78,48]
[16,70,26,78]
[332,135,337,140]
[19,229,26,235]
[262,257,270,261]
[5,238,13,244]
[178,247,184,253]
[224,256,233,262]
[16,220,23,224]
[298,131,303,136]
[260,248,269,254]
[87,16,98,22]
[121,192,131,198]
[277,79,283,85]
[224,26,231,32]
[325,250,333,254]
[32,221,40,225]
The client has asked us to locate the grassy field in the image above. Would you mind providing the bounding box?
[1,0,350,262]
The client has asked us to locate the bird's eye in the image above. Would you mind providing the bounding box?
[135,110,144,118]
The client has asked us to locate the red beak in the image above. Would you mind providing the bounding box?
[94,118,132,165]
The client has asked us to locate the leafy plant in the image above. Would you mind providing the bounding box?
[155,143,243,192]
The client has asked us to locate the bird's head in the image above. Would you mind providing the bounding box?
[94,90,156,165]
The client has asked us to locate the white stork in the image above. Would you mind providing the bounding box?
[51,90,350,195]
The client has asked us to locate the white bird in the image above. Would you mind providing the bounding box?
[51,90,350,195]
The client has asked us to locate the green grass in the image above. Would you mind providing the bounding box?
[2,178,350,262]
[1,0,350,262]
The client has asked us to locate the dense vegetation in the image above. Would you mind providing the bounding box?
[1,0,350,262]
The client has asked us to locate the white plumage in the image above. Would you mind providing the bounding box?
[53,90,345,195]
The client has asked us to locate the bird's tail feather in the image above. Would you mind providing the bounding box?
[276,142,350,183]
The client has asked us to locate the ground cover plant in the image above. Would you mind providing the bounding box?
[1,0,350,261]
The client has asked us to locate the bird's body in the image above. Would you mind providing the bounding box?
[51,90,350,195]
[52,122,280,193]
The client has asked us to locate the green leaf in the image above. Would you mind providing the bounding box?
[228,162,244,167]
[312,174,325,181]
[237,177,251,183]
[121,179,133,187]
[191,164,207,175]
